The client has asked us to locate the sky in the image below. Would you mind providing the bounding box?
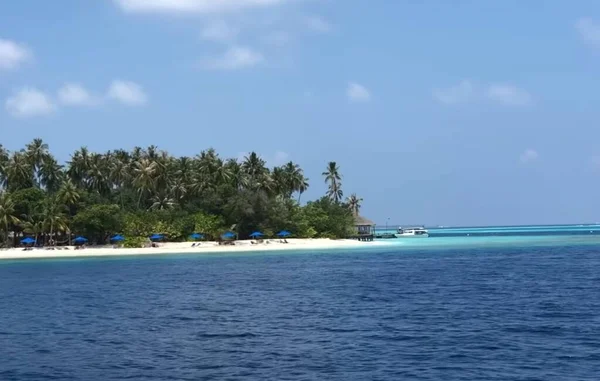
[2,0,600,227]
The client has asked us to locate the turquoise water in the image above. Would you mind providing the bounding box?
[375,223,600,237]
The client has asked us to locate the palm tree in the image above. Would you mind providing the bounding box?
[346,193,363,216]
[297,178,309,204]
[67,146,90,187]
[149,193,176,211]
[0,148,8,190]
[57,179,81,207]
[20,213,44,245]
[43,198,68,247]
[25,138,49,187]
[132,158,157,208]
[6,152,34,191]
[0,192,19,246]
[242,152,268,186]
[40,156,64,193]
[322,161,343,203]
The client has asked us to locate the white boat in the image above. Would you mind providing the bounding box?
[395,226,429,238]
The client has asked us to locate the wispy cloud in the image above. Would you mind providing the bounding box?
[305,16,331,33]
[0,38,31,70]
[520,149,539,163]
[200,46,264,70]
[487,84,532,106]
[575,18,600,46]
[5,88,56,118]
[58,83,99,107]
[433,80,474,105]
[107,80,148,106]
[114,0,290,14]
[347,82,371,102]
[200,20,239,42]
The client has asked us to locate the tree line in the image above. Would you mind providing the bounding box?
[0,139,363,247]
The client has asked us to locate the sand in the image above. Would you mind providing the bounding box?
[0,238,389,260]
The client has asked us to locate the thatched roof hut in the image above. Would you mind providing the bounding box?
[354,215,375,227]
[354,215,375,235]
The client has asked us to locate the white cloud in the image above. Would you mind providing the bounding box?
[114,0,289,14]
[57,83,99,106]
[433,80,474,105]
[0,38,31,70]
[107,80,148,106]
[305,16,331,33]
[201,20,238,42]
[487,84,532,106]
[520,149,538,163]
[5,88,55,118]
[347,82,371,102]
[200,46,264,70]
[575,18,600,46]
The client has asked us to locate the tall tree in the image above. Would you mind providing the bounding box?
[0,192,19,245]
[346,193,363,216]
[25,138,49,187]
[322,161,343,203]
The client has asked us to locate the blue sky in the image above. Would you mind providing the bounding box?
[2,0,600,226]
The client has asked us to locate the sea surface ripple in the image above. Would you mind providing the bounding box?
[1,243,600,380]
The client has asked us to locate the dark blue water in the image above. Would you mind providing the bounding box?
[1,244,600,380]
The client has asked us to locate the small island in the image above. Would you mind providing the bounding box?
[0,139,377,258]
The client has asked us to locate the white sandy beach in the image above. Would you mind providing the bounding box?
[0,238,389,260]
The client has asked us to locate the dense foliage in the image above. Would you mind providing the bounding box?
[0,139,363,247]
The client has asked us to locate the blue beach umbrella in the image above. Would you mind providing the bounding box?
[20,237,35,245]
[222,231,236,239]
[110,234,125,242]
[249,231,264,238]
[73,236,88,244]
[277,230,291,237]
[190,233,204,240]
[149,234,164,241]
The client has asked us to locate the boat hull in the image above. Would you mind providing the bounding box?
[394,233,429,238]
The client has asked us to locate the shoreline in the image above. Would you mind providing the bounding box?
[0,238,389,261]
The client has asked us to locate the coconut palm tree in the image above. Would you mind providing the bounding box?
[25,138,49,186]
[5,152,34,191]
[132,158,157,208]
[42,198,68,247]
[297,178,309,204]
[0,192,19,245]
[322,161,343,203]
[20,213,44,246]
[346,193,363,216]
[57,179,81,207]
[0,145,9,189]
[40,156,64,193]
[242,152,268,185]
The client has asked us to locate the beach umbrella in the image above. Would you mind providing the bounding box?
[249,231,264,238]
[222,231,236,239]
[190,233,204,240]
[20,237,35,245]
[149,234,164,241]
[277,230,291,237]
[73,236,88,244]
[110,234,125,242]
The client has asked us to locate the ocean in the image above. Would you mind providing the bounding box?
[1,227,600,380]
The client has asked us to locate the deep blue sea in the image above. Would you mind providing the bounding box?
[2,230,600,380]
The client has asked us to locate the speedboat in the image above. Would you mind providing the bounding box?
[395,226,429,238]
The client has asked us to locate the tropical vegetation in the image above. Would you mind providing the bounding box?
[0,139,363,247]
